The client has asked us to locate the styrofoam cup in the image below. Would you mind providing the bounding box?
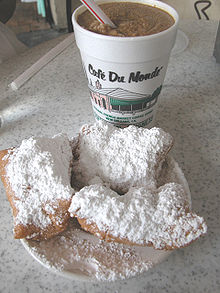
[72,0,179,127]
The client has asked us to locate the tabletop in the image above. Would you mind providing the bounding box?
[0,20,220,293]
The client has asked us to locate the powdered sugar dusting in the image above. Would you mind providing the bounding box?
[5,134,73,228]
[21,156,197,281]
[69,182,207,249]
[69,122,206,249]
[22,221,153,282]
[72,121,173,192]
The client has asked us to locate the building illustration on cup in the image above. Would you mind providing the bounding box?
[88,79,162,127]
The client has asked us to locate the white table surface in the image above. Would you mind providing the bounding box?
[0,20,220,293]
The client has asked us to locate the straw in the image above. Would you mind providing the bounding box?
[9,34,74,91]
[80,0,116,28]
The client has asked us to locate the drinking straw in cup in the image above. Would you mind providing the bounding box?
[79,0,116,28]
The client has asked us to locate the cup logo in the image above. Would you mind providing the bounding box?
[88,64,163,84]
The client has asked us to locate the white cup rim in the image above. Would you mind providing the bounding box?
[72,0,179,42]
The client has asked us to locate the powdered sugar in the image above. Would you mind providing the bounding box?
[69,122,206,249]
[21,155,193,281]
[22,220,153,282]
[69,182,207,249]
[5,134,73,228]
[72,121,173,192]
[1,121,207,280]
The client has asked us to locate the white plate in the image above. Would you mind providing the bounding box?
[21,156,191,282]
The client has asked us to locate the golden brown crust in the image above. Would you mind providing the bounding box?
[0,149,19,218]
[0,149,71,240]
[76,217,138,246]
[76,215,206,250]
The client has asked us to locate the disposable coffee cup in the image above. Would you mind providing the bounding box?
[72,0,179,128]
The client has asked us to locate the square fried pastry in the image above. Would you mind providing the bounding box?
[70,122,207,250]
[72,121,174,193]
[69,183,207,250]
[0,134,74,240]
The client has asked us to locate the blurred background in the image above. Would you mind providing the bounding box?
[0,0,81,48]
